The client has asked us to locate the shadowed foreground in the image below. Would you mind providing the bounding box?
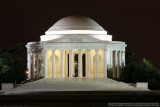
[0,91,160,107]
[0,78,156,107]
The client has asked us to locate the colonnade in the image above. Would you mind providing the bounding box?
[27,49,125,79]
[27,51,40,79]
[112,50,125,79]
[45,49,105,78]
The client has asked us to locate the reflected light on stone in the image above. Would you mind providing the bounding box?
[45,30,107,35]
[40,34,112,42]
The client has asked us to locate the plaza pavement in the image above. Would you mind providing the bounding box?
[1,78,149,95]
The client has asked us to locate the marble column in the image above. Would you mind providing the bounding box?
[66,51,68,78]
[87,49,90,78]
[122,51,125,67]
[119,51,122,67]
[38,52,41,77]
[119,51,122,77]
[123,51,125,66]
[122,52,124,66]
[91,54,93,78]
[113,51,116,79]
[52,49,55,78]
[104,49,107,78]
[110,50,113,67]
[34,52,37,78]
[111,50,114,78]
[117,51,120,78]
[27,51,31,79]
[115,51,117,78]
[95,49,99,78]
[44,50,47,78]
[36,53,39,79]
[69,50,72,78]
[78,49,82,78]
[30,52,34,79]
[61,49,64,78]
[39,51,43,77]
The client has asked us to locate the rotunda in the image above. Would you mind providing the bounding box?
[26,16,127,80]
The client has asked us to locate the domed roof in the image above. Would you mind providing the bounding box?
[45,16,107,35]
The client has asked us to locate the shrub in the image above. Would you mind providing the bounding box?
[120,58,160,90]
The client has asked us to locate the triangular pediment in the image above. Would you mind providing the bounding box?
[46,35,105,43]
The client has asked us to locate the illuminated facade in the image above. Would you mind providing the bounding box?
[26,16,127,79]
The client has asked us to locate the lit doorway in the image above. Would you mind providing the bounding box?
[82,54,86,77]
[73,54,78,77]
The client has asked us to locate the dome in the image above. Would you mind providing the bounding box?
[45,16,107,35]
[41,16,112,41]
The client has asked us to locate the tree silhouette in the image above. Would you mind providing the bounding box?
[0,43,27,89]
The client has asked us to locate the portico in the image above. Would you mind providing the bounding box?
[26,16,127,80]
[45,49,105,78]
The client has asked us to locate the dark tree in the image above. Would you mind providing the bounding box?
[0,43,27,89]
[120,58,160,90]
[125,52,136,65]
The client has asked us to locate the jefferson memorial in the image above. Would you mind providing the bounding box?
[26,16,127,80]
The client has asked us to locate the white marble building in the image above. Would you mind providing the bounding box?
[26,16,127,80]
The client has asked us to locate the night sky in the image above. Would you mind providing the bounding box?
[1,1,160,66]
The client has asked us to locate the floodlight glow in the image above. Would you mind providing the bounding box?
[40,34,112,41]
[45,30,107,35]
[25,70,29,75]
